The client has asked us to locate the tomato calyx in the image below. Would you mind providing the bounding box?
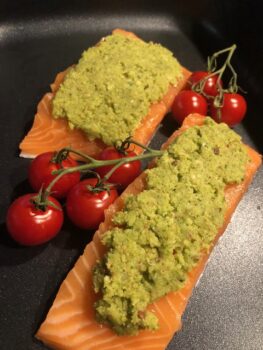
[51,148,71,165]
[85,173,115,194]
[30,187,61,211]
[86,182,113,194]
[114,137,132,155]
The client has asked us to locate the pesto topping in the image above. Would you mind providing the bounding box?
[52,33,182,145]
[93,118,249,335]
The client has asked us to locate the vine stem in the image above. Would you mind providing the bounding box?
[208,44,237,71]
[43,148,163,199]
[193,44,237,100]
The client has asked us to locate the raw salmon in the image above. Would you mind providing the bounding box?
[19,29,191,159]
[36,114,262,350]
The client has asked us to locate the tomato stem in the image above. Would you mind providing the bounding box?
[101,160,126,183]
[115,137,157,154]
[126,138,158,153]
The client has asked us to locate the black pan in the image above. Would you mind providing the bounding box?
[0,1,262,349]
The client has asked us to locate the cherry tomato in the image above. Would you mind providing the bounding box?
[188,71,222,97]
[210,93,247,126]
[28,152,80,198]
[171,90,208,124]
[96,148,141,189]
[6,194,63,246]
[66,178,118,230]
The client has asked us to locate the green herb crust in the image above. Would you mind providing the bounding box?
[93,118,248,335]
[52,33,182,145]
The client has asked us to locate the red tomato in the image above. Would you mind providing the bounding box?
[210,93,247,126]
[6,194,63,246]
[188,71,222,97]
[28,152,80,198]
[171,90,208,124]
[66,178,118,230]
[96,148,141,189]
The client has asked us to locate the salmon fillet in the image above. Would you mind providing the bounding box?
[19,29,191,159]
[36,114,262,350]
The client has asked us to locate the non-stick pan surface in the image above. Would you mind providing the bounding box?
[0,2,262,349]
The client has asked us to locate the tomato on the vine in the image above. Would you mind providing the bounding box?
[96,148,141,189]
[6,194,63,246]
[66,178,118,230]
[210,93,247,126]
[171,90,208,124]
[188,71,222,97]
[28,152,80,198]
